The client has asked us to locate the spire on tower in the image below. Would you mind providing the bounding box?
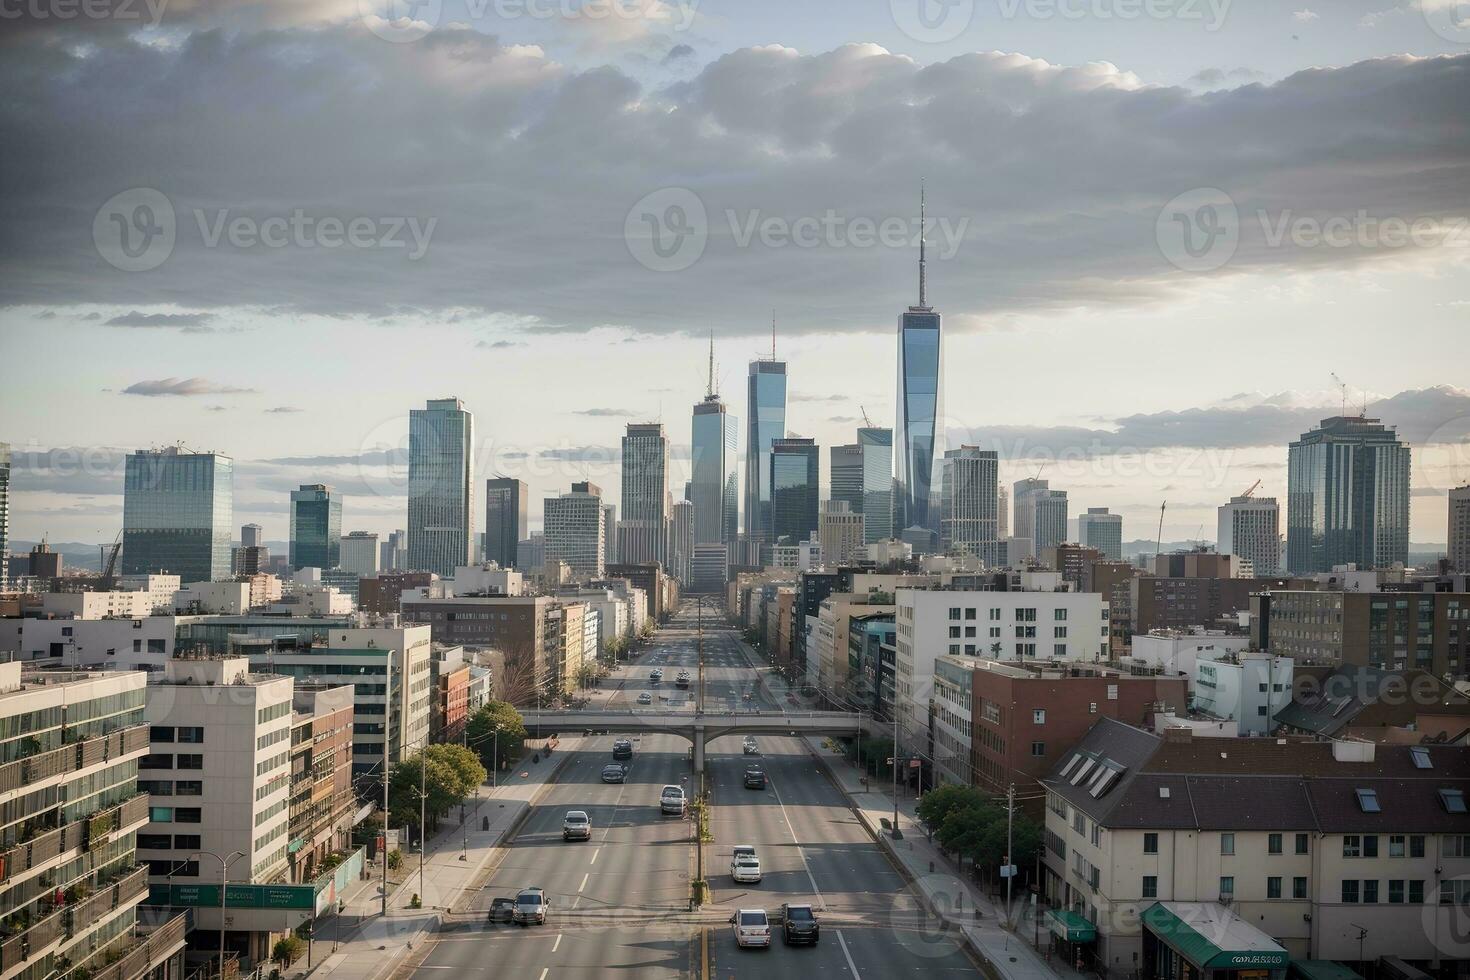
[918,179,928,309]
[771,310,777,361]
[707,330,715,398]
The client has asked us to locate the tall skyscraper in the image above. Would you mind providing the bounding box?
[770,438,819,544]
[381,529,407,571]
[408,397,474,576]
[484,478,528,569]
[620,423,670,566]
[819,499,865,565]
[830,443,863,512]
[691,337,738,548]
[544,481,606,580]
[289,484,343,570]
[602,504,618,564]
[0,442,9,591]
[121,447,234,582]
[340,530,381,577]
[668,498,695,585]
[997,484,1009,540]
[1014,478,1067,554]
[1287,415,1410,574]
[939,447,999,561]
[744,337,788,545]
[895,188,944,534]
[1077,506,1123,562]
[1450,485,1470,573]
[1217,495,1279,575]
[859,427,894,544]
[240,523,263,548]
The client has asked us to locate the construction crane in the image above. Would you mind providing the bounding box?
[1240,479,1261,499]
[860,405,874,428]
[98,530,123,590]
[1330,373,1349,415]
[1155,501,1167,559]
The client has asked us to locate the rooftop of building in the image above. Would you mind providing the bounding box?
[939,656,1185,681]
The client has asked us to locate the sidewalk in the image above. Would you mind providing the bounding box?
[805,736,1091,980]
[295,736,582,980]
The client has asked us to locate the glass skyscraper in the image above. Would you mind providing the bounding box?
[408,397,474,577]
[744,359,787,545]
[484,477,528,568]
[895,192,943,534]
[0,442,9,590]
[939,446,998,560]
[770,438,819,544]
[121,447,233,582]
[1287,415,1410,574]
[289,483,343,570]
[691,396,738,547]
[859,427,894,544]
[620,423,670,566]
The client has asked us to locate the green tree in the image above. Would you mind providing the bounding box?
[466,701,527,773]
[640,620,656,640]
[937,802,1001,867]
[272,936,304,966]
[424,742,487,797]
[915,783,988,832]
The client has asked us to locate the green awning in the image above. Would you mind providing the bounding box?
[1047,908,1097,943]
[1142,903,1288,971]
[1290,962,1365,980]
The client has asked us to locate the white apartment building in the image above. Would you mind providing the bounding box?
[1043,721,1470,975]
[811,593,896,698]
[340,530,381,577]
[3,614,182,669]
[443,563,526,597]
[1191,652,1293,736]
[557,586,630,658]
[1218,494,1281,576]
[932,654,975,787]
[1127,630,1251,685]
[38,581,180,619]
[894,587,1108,744]
[770,539,821,572]
[173,579,252,614]
[819,500,865,565]
[544,481,606,581]
[117,573,186,611]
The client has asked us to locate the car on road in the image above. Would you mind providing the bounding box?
[780,904,819,945]
[730,908,771,948]
[612,738,634,760]
[731,852,761,884]
[487,897,516,924]
[637,692,653,705]
[562,810,592,841]
[743,736,759,755]
[743,766,766,790]
[659,784,687,816]
[732,844,757,864]
[600,763,627,783]
[513,887,550,925]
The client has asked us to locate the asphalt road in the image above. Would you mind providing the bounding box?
[410,601,985,980]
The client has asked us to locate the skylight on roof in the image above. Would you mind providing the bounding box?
[1441,789,1467,814]
[1071,758,1096,785]
[1059,754,1082,779]
[1411,747,1432,770]
[1355,788,1381,813]
[1089,768,1122,798]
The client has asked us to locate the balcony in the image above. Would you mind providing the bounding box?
[0,795,149,885]
[0,905,67,975]
[68,866,151,933]
[0,726,150,798]
[67,911,187,980]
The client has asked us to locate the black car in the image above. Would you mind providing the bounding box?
[487,897,516,924]
[743,767,766,790]
[601,764,627,783]
[781,903,819,944]
[612,739,634,760]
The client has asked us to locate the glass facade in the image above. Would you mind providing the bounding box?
[121,449,233,582]
[1287,415,1410,573]
[770,438,819,544]
[408,397,474,576]
[940,447,998,558]
[484,478,527,568]
[691,398,738,546]
[0,441,8,590]
[744,361,787,544]
[859,427,894,544]
[289,484,342,570]
[895,309,942,533]
[619,424,669,565]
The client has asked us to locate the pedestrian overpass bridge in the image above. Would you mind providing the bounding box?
[522,709,868,772]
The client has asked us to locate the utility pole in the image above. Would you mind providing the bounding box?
[382,658,392,919]
[891,708,901,837]
[419,748,427,898]
[1006,783,1016,930]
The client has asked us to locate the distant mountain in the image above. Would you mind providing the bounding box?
[9,540,109,571]
[1121,538,1215,558]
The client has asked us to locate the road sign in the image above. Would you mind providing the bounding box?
[1000,864,1018,878]
[908,759,922,769]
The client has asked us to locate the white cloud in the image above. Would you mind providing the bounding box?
[1292,8,1319,21]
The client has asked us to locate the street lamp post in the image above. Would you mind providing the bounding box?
[192,849,245,979]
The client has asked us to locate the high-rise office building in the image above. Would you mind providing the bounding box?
[602,504,618,564]
[691,338,738,547]
[668,499,695,585]
[939,446,999,561]
[484,478,527,569]
[997,484,1009,540]
[289,484,342,570]
[819,499,865,565]
[895,190,943,535]
[744,353,788,545]
[0,441,8,591]
[121,447,233,582]
[544,481,606,580]
[380,529,407,571]
[1014,477,1068,554]
[1078,506,1124,562]
[859,427,894,544]
[408,397,474,576]
[1452,485,1470,573]
[620,423,670,566]
[1286,415,1410,574]
[340,530,381,577]
[770,438,819,544]
[241,522,263,548]
[831,443,862,509]
[1217,496,1279,575]
[517,533,545,572]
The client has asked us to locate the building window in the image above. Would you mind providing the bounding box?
[139,754,173,770]
[1088,702,1097,713]
[1390,835,1405,858]
[1267,877,1282,899]
[174,807,203,823]
[177,753,204,769]
[1363,835,1378,858]
[1342,880,1359,904]
[137,834,172,849]
[174,780,203,796]
[1295,833,1309,855]
[1033,709,1046,724]
[1220,833,1235,856]
[1389,880,1405,904]
[1268,833,1282,855]
[1029,741,1045,757]
[1410,880,1425,904]
[949,608,961,620]
[1363,880,1379,904]
[150,807,173,823]
[1142,876,1157,899]
[1219,877,1234,897]
[1143,833,1158,855]
[177,727,205,744]
[1293,877,1308,899]
[949,626,961,639]
[150,726,175,743]
[1054,627,1067,639]
[1410,835,1426,858]
[1343,835,1361,858]
[965,608,977,620]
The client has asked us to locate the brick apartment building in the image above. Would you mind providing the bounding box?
[1082,560,1141,657]
[1256,589,1470,680]
[358,570,436,615]
[1132,575,1311,635]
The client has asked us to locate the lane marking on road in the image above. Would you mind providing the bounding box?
[769,774,825,909]
[589,848,600,865]
[578,872,590,892]
[537,969,548,980]
[836,930,863,978]
[552,933,563,953]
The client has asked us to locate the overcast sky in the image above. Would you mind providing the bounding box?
[1,0,1467,548]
